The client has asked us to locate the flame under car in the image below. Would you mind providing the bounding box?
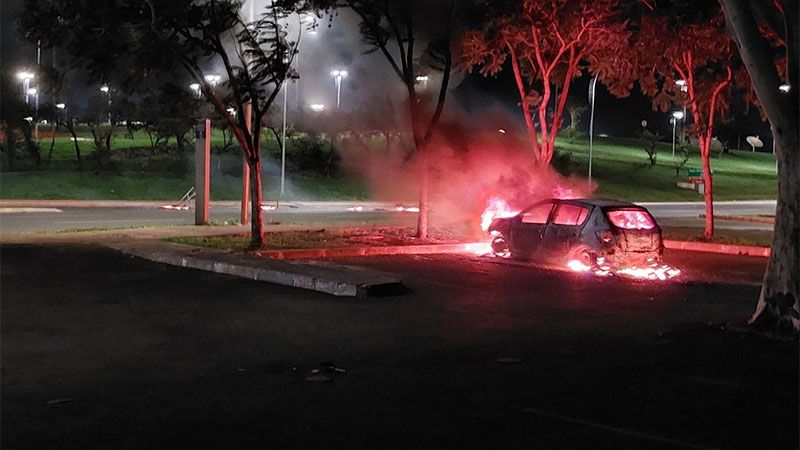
[487,199,664,270]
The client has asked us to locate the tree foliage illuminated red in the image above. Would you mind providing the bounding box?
[461,0,635,165]
[636,13,745,239]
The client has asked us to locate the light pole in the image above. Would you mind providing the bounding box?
[671,110,685,156]
[588,75,598,184]
[100,85,111,125]
[675,79,688,143]
[329,69,347,108]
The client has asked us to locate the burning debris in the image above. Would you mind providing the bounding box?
[566,258,681,280]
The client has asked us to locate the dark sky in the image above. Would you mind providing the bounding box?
[1,0,771,145]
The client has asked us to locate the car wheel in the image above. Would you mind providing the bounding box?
[568,245,596,269]
[491,236,511,258]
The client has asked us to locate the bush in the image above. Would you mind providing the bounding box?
[640,129,661,167]
[561,126,583,144]
[551,148,573,174]
[288,135,340,176]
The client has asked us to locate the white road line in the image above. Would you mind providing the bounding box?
[0,208,63,213]
[515,406,721,450]
[685,376,796,397]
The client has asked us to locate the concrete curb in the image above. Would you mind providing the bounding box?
[699,214,775,224]
[664,240,770,257]
[256,243,490,260]
[107,241,405,297]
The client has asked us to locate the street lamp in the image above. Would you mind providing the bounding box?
[329,69,348,108]
[309,103,325,112]
[190,82,201,99]
[17,71,35,104]
[226,107,237,117]
[671,110,685,156]
[415,75,429,88]
[779,83,791,93]
[204,74,221,86]
[56,103,66,109]
[100,85,112,125]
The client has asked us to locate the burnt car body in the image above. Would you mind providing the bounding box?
[488,198,664,269]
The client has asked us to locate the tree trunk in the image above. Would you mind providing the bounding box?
[508,46,540,158]
[249,158,265,248]
[749,131,799,329]
[720,0,799,330]
[700,140,714,239]
[416,154,429,239]
[68,121,82,171]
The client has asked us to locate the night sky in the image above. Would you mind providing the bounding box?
[0,0,772,146]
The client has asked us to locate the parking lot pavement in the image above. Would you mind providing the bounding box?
[1,244,796,450]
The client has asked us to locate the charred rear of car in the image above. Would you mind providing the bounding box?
[486,199,666,272]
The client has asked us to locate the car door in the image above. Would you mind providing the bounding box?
[510,201,554,259]
[540,202,591,260]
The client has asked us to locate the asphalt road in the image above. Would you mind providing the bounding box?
[0,200,776,234]
[1,244,796,450]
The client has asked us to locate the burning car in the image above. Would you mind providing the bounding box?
[487,198,664,271]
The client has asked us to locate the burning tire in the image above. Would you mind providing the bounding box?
[491,236,511,258]
[566,245,597,271]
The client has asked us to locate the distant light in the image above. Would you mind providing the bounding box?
[56,103,66,109]
[190,82,201,91]
[27,87,38,95]
[23,116,33,122]
[497,128,506,134]
[309,103,325,112]
[415,75,429,82]
[16,71,35,81]
[301,15,315,23]
[675,79,686,87]
[204,74,221,85]
[308,30,318,36]
[99,85,110,93]
[226,107,237,116]
[779,84,791,93]
[672,110,685,120]
[330,69,348,78]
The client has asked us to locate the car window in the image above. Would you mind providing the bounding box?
[552,204,589,226]
[521,203,553,224]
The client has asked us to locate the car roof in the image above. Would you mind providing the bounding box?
[551,198,644,208]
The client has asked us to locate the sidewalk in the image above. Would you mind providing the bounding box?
[0,199,409,209]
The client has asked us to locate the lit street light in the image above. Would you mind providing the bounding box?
[415,75,429,88]
[309,103,325,112]
[190,82,201,99]
[329,69,348,108]
[56,103,66,109]
[671,110,685,156]
[204,74,221,86]
[779,83,791,93]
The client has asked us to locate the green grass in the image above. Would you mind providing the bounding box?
[0,170,369,200]
[166,231,344,250]
[556,136,777,201]
[662,226,773,247]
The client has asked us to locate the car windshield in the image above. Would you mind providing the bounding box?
[606,209,656,230]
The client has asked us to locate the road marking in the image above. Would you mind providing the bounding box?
[0,208,63,213]
[684,376,796,397]
[515,406,721,450]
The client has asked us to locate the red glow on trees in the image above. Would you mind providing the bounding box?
[636,14,742,239]
[462,0,635,165]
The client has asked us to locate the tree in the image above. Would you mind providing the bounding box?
[310,0,457,239]
[0,71,41,168]
[462,0,635,165]
[719,0,799,330]
[636,11,741,239]
[20,0,302,247]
